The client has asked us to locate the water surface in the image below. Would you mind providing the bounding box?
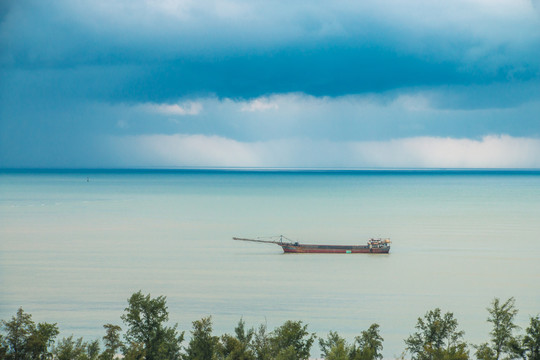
[1,170,539,358]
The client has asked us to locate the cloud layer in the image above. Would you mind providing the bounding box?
[110,134,540,169]
[1,0,539,168]
[3,0,539,100]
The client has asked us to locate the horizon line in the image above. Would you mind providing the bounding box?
[2,167,540,173]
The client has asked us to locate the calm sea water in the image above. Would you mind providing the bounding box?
[1,170,539,358]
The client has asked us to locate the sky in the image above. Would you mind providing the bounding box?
[1,0,540,168]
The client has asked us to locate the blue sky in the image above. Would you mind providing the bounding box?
[1,0,540,168]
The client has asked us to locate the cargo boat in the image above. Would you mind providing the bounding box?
[233,235,391,254]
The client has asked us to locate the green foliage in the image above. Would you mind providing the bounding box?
[476,297,520,360]
[252,324,272,360]
[1,307,34,360]
[235,319,254,347]
[489,297,519,360]
[219,334,250,360]
[0,307,59,360]
[121,291,184,360]
[27,322,61,359]
[53,336,88,360]
[319,331,348,359]
[2,293,540,360]
[322,331,350,360]
[476,342,496,360]
[320,324,383,360]
[184,316,219,360]
[274,345,298,360]
[123,342,146,360]
[326,341,351,360]
[100,324,123,360]
[217,319,255,360]
[87,339,100,360]
[270,320,316,360]
[0,334,6,359]
[523,315,540,360]
[405,308,468,360]
[351,324,384,360]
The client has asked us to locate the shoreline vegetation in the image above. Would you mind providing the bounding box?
[1,293,538,360]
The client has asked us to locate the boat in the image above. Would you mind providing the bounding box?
[232,235,391,254]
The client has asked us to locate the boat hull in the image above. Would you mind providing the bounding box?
[280,244,390,254]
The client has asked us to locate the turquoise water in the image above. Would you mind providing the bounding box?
[1,170,539,358]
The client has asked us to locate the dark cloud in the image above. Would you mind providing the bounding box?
[1,0,540,167]
[116,46,470,101]
[1,44,527,105]
[2,0,539,101]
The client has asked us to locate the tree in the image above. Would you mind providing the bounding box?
[0,334,7,359]
[351,324,384,360]
[0,334,7,358]
[252,324,272,360]
[123,342,145,360]
[1,308,34,360]
[405,308,468,360]
[319,331,350,360]
[100,324,123,360]
[1,307,59,360]
[319,331,348,359]
[270,320,316,360]
[235,318,254,347]
[475,343,497,360]
[184,316,219,360]
[53,336,88,360]
[217,319,255,360]
[87,339,100,360]
[275,345,298,360]
[326,341,351,360]
[121,291,184,360]
[476,298,519,360]
[26,322,60,359]
[522,316,540,360]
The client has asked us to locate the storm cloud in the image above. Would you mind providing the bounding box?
[1,0,539,168]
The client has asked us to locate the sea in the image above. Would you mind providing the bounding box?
[1,169,539,358]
